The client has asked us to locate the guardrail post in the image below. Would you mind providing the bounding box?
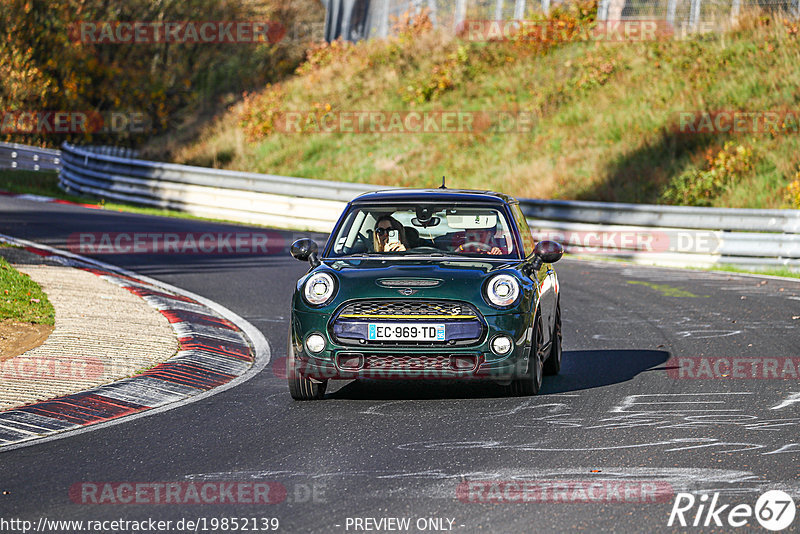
[426,0,438,25]
[730,0,741,22]
[513,0,526,19]
[689,0,702,30]
[597,0,609,20]
[667,0,677,27]
[454,0,467,31]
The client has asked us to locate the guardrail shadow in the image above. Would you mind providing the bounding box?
[325,349,670,400]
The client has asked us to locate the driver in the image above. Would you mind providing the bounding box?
[457,227,504,255]
[373,215,408,253]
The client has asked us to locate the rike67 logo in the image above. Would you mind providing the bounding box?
[668,490,796,531]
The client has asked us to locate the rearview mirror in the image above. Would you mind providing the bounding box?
[291,238,320,267]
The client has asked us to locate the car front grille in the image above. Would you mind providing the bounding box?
[330,299,486,347]
[367,354,450,371]
[336,299,479,320]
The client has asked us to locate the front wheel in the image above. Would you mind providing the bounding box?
[508,314,544,396]
[287,330,327,400]
[543,300,562,376]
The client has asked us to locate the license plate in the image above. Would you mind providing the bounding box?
[368,323,445,341]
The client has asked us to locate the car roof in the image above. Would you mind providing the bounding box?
[351,188,517,205]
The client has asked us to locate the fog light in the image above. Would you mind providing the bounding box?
[305,333,326,354]
[450,355,478,370]
[337,353,364,370]
[491,335,513,355]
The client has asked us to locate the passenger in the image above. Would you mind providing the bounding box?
[373,215,408,252]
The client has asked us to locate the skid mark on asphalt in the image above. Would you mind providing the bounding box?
[182,466,799,498]
[610,392,752,413]
[482,401,570,417]
[772,392,800,410]
[413,392,800,456]
[763,443,800,455]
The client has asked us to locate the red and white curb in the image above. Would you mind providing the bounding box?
[0,233,270,451]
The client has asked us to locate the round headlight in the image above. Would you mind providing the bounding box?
[486,274,520,307]
[305,333,326,354]
[303,272,336,306]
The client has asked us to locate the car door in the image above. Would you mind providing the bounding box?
[511,203,555,345]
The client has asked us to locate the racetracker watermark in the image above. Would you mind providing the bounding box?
[0,356,104,380]
[676,110,800,135]
[531,228,721,255]
[461,19,676,42]
[67,232,287,255]
[456,480,674,503]
[668,490,796,530]
[68,21,286,44]
[273,111,538,134]
[667,357,800,379]
[69,482,293,505]
[0,111,150,134]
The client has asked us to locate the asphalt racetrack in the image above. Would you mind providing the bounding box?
[0,195,798,533]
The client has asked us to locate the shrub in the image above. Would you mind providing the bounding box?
[661,142,755,206]
[786,172,800,208]
[238,85,285,142]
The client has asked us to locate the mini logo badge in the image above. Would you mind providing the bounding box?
[398,288,417,296]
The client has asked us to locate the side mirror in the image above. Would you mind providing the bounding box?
[534,240,563,264]
[291,238,321,267]
[529,240,563,272]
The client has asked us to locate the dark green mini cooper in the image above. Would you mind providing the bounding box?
[288,189,563,400]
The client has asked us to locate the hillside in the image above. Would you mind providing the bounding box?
[157,4,800,209]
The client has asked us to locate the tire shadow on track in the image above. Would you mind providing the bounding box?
[323,349,670,400]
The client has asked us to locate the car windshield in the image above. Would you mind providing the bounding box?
[327,204,517,259]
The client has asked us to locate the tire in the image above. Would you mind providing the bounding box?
[508,314,544,396]
[543,300,562,376]
[287,330,327,400]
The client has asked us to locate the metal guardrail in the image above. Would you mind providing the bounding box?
[59,143,369,231]
[0,142,61,171]
[4,141,793,272]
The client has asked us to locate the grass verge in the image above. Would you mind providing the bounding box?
[0,256,55,324]
[162,5,800,210]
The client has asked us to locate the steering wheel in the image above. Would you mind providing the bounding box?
[461,241,493,252]
[409,246,441,253]
[353,233,371,252]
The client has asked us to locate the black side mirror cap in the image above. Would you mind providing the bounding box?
[531,240,564,271]
[291,238,321,267]
[534,240,563,263]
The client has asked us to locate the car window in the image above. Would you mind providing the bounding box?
[328,204,517,258]
[511,203,536,257]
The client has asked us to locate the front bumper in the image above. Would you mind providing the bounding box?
[290,309,532,381]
